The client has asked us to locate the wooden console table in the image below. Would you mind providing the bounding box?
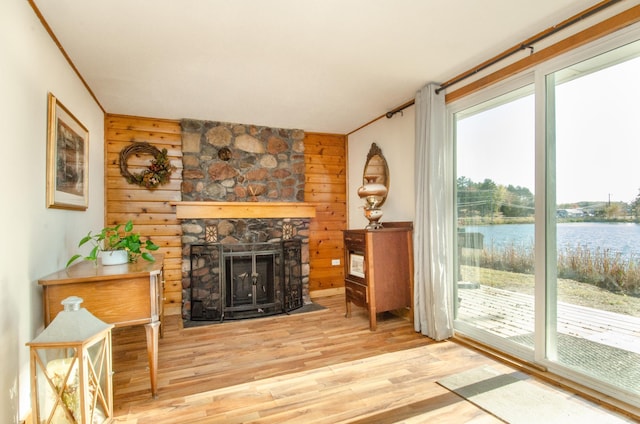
[38,255,164,398]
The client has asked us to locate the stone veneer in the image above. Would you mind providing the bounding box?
[179,119,310,320]
[180,119,305,201]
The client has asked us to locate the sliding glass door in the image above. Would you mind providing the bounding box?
[452,28,640,405]
[545,39,640,398]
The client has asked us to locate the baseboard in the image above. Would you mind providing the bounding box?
[388,306,412,320]
[310,287,345,298]
[163,303,181,316]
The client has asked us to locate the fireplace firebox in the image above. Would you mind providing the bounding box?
[190,240,303,321]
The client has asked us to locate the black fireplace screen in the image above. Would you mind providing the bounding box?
[190,240,303,321]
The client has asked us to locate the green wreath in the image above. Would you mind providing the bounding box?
[119,142,175,189]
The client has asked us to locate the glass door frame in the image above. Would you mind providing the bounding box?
[450,71,537,364]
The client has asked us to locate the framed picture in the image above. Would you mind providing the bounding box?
[349,253,365,278]
[46,93,89,210]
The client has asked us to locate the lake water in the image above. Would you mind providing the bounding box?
[464,222,640,257]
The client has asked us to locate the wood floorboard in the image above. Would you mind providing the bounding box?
[110,294,627,423]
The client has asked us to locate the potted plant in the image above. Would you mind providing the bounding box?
[66,220,159,267]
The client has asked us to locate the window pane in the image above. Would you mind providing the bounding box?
[455,85,535,352]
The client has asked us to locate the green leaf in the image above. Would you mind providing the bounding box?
[66,254,82,268]
[124,220,134,232]
[128,240,141,252]
[110,237,125,250]
[141,252,156,262]
[94,229,106,242]
[78,233,93,246]
[87,245,100,261]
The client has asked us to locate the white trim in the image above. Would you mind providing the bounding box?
[536,21,640,79]
[449,73,535,360]
[447,71,534,115]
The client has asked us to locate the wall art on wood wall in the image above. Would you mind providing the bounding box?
[119,142,175,189]
[46,93,89,210]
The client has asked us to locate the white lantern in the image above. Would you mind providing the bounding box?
[27,296,114,424]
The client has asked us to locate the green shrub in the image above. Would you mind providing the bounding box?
[460,242,639,297]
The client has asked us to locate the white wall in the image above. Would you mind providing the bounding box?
[0,1,105,422]
[347,105,415,229]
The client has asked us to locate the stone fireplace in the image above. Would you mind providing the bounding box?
[177,120,314,321]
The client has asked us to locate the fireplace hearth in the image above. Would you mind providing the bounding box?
[189,240,303,321]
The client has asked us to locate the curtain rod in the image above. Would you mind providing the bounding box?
[434,0,622,95]
[384,0,622,118]
[384,99,416,119]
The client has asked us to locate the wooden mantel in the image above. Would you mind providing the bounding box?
[172,201,317,219]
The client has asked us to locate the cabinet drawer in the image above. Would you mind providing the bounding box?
[344,231,365,247]
[345,281,367,307]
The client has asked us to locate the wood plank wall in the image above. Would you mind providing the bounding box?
[304,133,347,294]
[105,114,183,315]
[105,120,348,315]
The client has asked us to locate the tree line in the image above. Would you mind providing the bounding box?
[458,177,640,221]
[457,177,534,219]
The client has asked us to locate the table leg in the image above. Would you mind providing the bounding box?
[369,307,377,331]
[345,299,352,318]
[144,321,160,398]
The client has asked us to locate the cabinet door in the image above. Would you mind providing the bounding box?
[369,231,411,311]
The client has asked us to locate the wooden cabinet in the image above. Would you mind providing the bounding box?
[38,256,164,398]
[343,223,413,330]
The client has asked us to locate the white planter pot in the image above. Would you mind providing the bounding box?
[101,250,129,266]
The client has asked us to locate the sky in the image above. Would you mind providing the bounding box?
[456,47,640,205]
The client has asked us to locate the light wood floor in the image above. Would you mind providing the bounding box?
[110,295,624,423]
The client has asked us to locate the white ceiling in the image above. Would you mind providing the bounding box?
[34,0,604,134]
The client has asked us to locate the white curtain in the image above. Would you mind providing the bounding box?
[413,83,454,341]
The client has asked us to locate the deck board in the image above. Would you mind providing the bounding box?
[458,285,640,344]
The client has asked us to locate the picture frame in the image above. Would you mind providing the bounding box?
[349,253,365,278]
[46,93,89,210]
